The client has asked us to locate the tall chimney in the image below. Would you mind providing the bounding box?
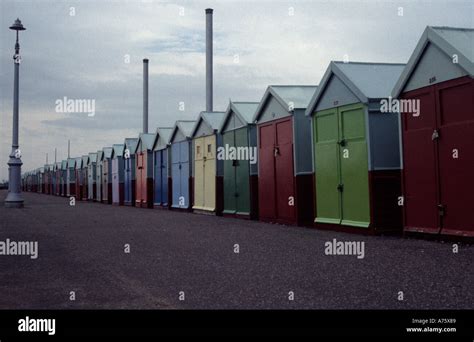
[143,58,149,134]
[205,8,213,112]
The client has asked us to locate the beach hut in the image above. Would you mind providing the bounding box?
[81,155,89,200]
[87,152,97,201]
[43,164,51,194]
[66,157,76,197]
[191,111,226,215]
[306,61,404,233]
[102,147,113,204]
[54,162,61,195]
[218,101,259,219]
[123,138,139,206]
[134,133,156,208]
[37,168,44,193]
[74,157,83,200]
[391,26,474,237]
[60,160,67,196]
[152,127,173,208]
[169,120,195,210]
[253,85,318,226]
[95,150,104,202]
[112,144,125,205]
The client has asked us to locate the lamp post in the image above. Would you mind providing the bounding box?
[5,18,26,208]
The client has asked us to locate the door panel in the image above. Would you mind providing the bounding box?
[223,132,236,214]
[154,151,162,204]
[171,143,180,207]
[258,124,276,219]
[437,79,474,235]
[314,109,341,224]
[180,160,189,208]
[235,128,250,215]
[204,135,216,210]
[162,149,168,206]
[275,120,295,221]
[339,106,370,227]
[402,88,439,232]
[193,137,205,209]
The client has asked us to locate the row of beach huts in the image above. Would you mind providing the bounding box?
[21,26,473,238]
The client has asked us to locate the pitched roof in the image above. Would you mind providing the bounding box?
[67,158,76,168]
[88,152,98,164]
[112,144,125,158]
[153,127,174,149]
[124,138,139,154]
[191,111,225,137]
[306,61,405,115]
[392,26,474,97]
[96,150,104,161]
[81,155,89,167]
[219,101,259,133]
[75,157,83,169]
[135,133,156,153]
[254,85,318,122]
[103,147,113,159]
[170,120,196,142]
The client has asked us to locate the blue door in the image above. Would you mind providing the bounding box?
[154,150,162,205]
[179,141,189,208]
[171,143,180,208]
[162,149,168,206]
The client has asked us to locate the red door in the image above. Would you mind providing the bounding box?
[258,123,276,220]
[436,77,474,236]
[142,153,148,204]
[258,117,295,224]
[402,76,474,237]
[401,86,439,233]
[275,119,295,221]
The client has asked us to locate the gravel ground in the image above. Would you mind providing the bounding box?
[0,190,472,309]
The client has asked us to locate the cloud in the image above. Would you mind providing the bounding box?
[0,0,472,180]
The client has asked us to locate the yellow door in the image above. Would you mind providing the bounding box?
[203,135,216,211]
[193,137,205,210]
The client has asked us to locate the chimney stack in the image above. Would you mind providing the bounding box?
[205,8,213,112]
[143,58,149,134]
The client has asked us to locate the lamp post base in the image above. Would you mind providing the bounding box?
[5,191,24,208]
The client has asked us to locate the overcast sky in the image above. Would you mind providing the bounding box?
[0,0,472,181]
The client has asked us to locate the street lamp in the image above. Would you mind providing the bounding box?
[5,18,26,208]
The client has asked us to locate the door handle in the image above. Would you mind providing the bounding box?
[438,204,445,217]
[337,183,344,192]
[338,139,346,147]
[274,146,280,157]
[235,192,239,198]
[432,129,440,141]
[232,159,239,167]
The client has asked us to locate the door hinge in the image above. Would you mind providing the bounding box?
[438,204,445,217]
[337,183,344,192]
[432,129,440,141]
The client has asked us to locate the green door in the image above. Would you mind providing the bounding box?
[223,131,236,214]
[235,127,250,215]
[314,108,341,224]
[339,104,370,227]
[313,104,370,227]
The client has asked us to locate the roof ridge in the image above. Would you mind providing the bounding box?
[430,26,474,31]
[333,61,405,66]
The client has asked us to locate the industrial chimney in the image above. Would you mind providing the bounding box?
[143,58,149,134]
[205,8,213,112]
